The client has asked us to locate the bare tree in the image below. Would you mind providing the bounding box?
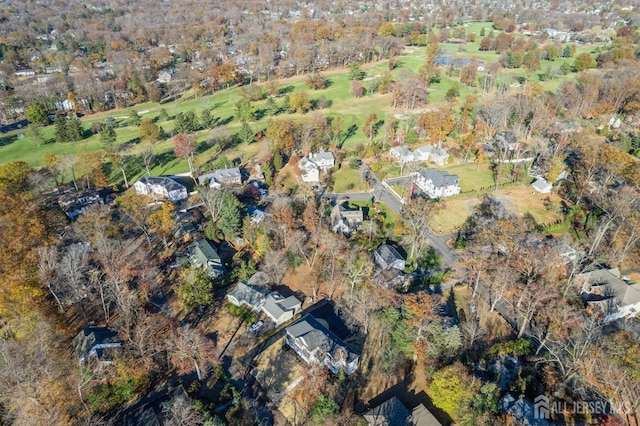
[167,325,217,381]
[161,393,203,426]
[199,187,226,224]
[141,144,155,176]
[36,245,64,311]
[261,250,289,285]
[59,243,91,305]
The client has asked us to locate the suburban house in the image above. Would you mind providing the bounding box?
[330,202,364,236]
[575,268,640,322]
[532,177,552,194]
[285,314,359,375]
[413,145,433,162]
[133,176,188,202]
[298,157,320,183]
[188,239,225,279]
[197,167,242,188]
[247,207,266,224]
[500,393,549,426]
[495,130,521,152]
[390,146,415,164]
[227,282,269,312]
[261,291,302,326]
[157,69,175,83]
[308,151,335,170]
[16,68,36,77]
[73,326,122,371]
[299,151,335,183]
[429,147,449,166]
[58,188,115,220]
[413,169,460,198]
[374,244,406,272]
[364,396,443,426]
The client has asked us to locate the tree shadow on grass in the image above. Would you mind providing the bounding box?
[339,124,358,149]
[0,134,16,147]
[156,149,177,168]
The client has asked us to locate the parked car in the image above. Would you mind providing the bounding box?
[249,320,264,333]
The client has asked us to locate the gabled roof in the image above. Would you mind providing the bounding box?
[73,326,121,364]
[189,239,220,268]
[364,396,410,426]
[137,176,186,193]
[500,393,548,426]
[417,169,459,188]
[414,145,433,154]
[298,157,318,171]
[375,244,404,265]
[531,178,552,193]
[390,146,413,158]
[228,282,269,308]
[262,292,301,320]
[409,404,443,426]
[198,167,241,185]
[310,151,334,163]
[580,268,640,306]
[286,314,359,364]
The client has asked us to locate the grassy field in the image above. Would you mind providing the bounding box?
[332,165,369,193]
[0,22,610,187]
[431,185,564,235]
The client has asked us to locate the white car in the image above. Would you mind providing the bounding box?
[249,320,263,333]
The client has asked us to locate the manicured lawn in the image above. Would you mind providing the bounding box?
[332,165,369,193]
[0,23,610,191]
[430,185,564,235]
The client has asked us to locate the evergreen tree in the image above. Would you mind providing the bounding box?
[238,121,254,144]
[217,191,243,239]
[54,116,68,143]
[100,126,117,148]
[201,108,216,129]
[66,117,84,141]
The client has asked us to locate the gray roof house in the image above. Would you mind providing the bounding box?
[390,146,415,164]
[413,169,460,198]
[188,239,224,278]
[429,147,449,166]
[413,145,434,162]
[308,151,335,170]
[73,326,122,371]
[363,396,410,426]
[227,282,269,312]
[374,244,406,271]
[133,176,188,202]
[261,291,302,326]
[286,314,359,375]
[198,167,242,188]
[409,404,444,426]
[364,398,443,426]
[576,268,640,322]
[531,177,552,194]
[330,202,364,236]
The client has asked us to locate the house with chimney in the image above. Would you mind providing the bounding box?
[133,176,188,202]
[413,169,460,198]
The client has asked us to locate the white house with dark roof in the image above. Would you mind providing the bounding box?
[133,176,188,202]
[198,167,242,188]
[286,314,359,375]
[261,292,302,326]
[413,169,460,198]
[575,268,640,322]
[188,239,225,279]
